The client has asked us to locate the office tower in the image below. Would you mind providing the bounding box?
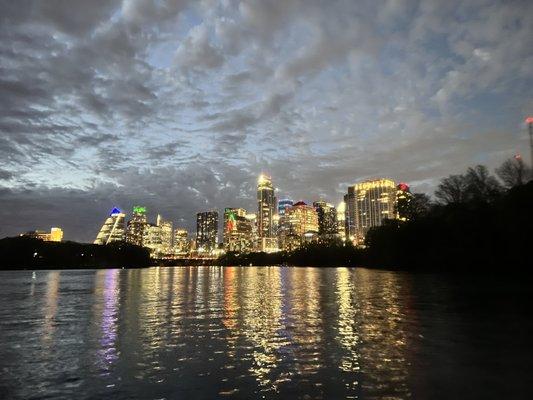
[223,208,254,253]
[313,201,338,239]
[257,174,278,252]
[279,201,318,250]
[157,214,173,255]
[21,227,63,242]
[278,199,294,216]
[196,211,218,252]
[336,201,346,240]
[345,179,397,244]
[94,207,126,245]
[143,223,162,257]
[126,206,147,246]
[396,183,413,221]
[173,228,189,254]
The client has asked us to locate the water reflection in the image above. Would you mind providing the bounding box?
[42,271,60,345]
[0,267,526,399]
[93,269,120,374]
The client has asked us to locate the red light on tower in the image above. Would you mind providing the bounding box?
[398,183,409,191]
[526,116,533,124]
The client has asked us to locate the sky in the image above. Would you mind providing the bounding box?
[1,0,532,242]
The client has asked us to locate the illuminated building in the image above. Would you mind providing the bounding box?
[157,214,173,255]
[344,178,397,243]
[143,223,162,257]
[279,201,318,250]
[173,228,189,254]
[21,227,63,242]
[396,183,413,221]
[126,206,147,246]
[49,227,63,242]
[94,207,126,245]
[223,208,254,253]
[278,199,294,216]
[257,174,277,251]
[196,211,218,252]
[313,201,338,239]
[336,201,346,240]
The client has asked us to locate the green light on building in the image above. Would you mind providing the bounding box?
[133,206,147,214]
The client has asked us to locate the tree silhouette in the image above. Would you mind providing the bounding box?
[496,156,529,188]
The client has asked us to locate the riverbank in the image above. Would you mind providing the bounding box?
[0,237,151,269]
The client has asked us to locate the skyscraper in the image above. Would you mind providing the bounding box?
[313,201,338,239]
[157,214,173,255]
[126,206,147,246]
[223,208,254,253]
[257,174,277,251]
[94,207,126,245]
[196,211,218,252]
[278,199,294,216]
[345,179,397,244]
[396,183,413,221]
[173,228,189,254]
[279,201,319,250]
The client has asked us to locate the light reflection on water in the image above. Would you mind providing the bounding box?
[0,266,530,399]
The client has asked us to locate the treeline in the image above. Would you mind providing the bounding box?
[365,159,532,270]
[219,157,532,271]
[0,237,151,269]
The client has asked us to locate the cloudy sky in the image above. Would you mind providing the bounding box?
[1,0,532,242]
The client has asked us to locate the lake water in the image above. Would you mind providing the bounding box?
[0,267,529,399]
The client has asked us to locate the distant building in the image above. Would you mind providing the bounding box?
[279,201,318,250]
[22,227,63,242]
[223,208,254,253]
[396,183,413,221]
[278,199,294,216]
[345,179,397,244]
[196,211,218,252]
[336,201,346,241]
[94,208,126,245]
[257,174,277,251]
[126,206,147,246]
[143,223,162,256]
[313,201,338,239]
[157,214,173,255]
[173,228,189,254]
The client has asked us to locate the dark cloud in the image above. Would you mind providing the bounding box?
[0,0,531,240]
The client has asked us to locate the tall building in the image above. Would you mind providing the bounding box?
[126,206,147,246]
[157,214,173,255]
[196,211,218,252]
[173,228,189,254]
[257,174,277,251]
[223,208,254,253]
[278,199,294,216]
[345,179,397,243]
[313,201,338,239]
[336,201,346,241]
[396,183,413,221]
[143,223,162,256]
[279,201,318,250]
[94,207,126,245]
[22,227,63,242]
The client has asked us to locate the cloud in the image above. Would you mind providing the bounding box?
[0,0,532,240]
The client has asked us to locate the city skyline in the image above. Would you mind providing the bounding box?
[1,1,532,242]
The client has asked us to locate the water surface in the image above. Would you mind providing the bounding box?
[0,267,529,399]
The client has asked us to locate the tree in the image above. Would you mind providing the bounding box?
[435,165,502,204]
[496,156,529,188]
[435,174,468,204]
[410,193,432,219]
[464,165,502,201]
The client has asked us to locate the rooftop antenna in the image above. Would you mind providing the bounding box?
[526,116,533,169]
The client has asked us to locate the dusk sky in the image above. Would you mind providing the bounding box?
[1,0,532,242]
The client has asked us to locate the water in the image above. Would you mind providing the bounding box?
[0,267,529,399]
